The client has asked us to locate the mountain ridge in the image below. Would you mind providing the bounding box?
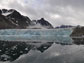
[0,9,53,29]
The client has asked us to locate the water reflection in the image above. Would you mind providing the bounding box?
[0,41,33,61]
[72,38,84,45]
[0,37,84,63]
[0,41,53,61]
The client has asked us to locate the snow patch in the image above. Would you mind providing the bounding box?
[11,21,19,26]
[2,12,12,16]
[2,9,14,16]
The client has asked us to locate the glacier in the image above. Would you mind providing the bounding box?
[0,28,73,43]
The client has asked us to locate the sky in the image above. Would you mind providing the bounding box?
[0,0,84,27]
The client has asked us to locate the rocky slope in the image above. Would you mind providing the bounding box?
[70,26,84,37]
[0,14,16,29]
[0,9,31,29]
[37,18,53,29]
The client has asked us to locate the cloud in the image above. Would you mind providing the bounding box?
[45,0,84,8]
[0,0,84,27]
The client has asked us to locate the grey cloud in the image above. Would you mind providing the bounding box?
[0,0,84,27]
[45,0,84,8]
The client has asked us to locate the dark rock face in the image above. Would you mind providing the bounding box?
[0,15,16,29]
[0,10,2,15]
[37,18,53,29]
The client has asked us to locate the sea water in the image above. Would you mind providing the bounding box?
[0,28,84,63]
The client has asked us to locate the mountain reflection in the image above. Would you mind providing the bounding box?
[36,42,53,53]
[0,41,33,61]
[72,38,84,45]
[0,37,84,62]
[0,41,53,61]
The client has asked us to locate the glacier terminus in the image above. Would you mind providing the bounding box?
[0,28,73,43]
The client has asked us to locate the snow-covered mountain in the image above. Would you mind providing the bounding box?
[0,9,53,29]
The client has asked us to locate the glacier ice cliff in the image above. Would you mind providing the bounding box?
[0,28,73,43]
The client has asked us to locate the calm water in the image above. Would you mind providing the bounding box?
[0,38,84,63]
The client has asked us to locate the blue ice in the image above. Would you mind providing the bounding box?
[0,28,73,43]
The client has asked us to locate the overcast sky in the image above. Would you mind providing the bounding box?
[0,0,84,27]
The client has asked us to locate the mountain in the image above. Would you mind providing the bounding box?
[0,9,31,29]
[0,9,53,29]
[37,18,53,29]
[28,18,53,29]
[6,9,31,28]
